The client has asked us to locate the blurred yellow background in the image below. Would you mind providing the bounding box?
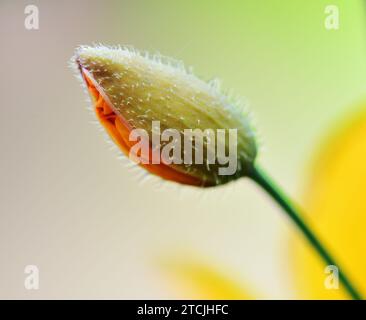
[0,0,365,299]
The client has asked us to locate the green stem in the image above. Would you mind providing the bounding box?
[249,164,362,300]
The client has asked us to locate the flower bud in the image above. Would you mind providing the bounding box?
[72,45,257,187]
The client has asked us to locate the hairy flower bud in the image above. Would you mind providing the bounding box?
[72,45,257,187]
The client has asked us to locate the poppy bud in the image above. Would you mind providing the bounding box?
[72,45,257,187]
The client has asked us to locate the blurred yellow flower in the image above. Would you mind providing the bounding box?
[160,255,256,299]
[292,109,366,299]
